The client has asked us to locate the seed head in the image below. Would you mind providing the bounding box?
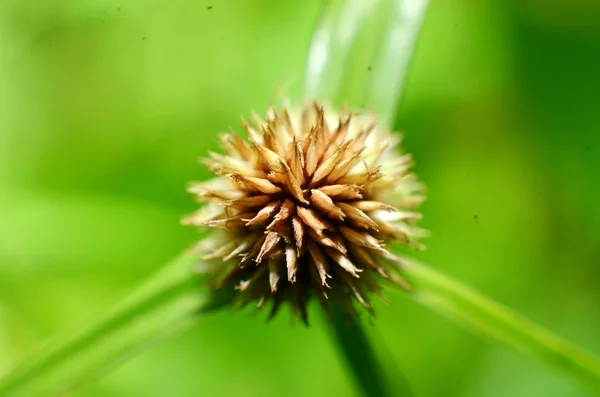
[184,102,426,322]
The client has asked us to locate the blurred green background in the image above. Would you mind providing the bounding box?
[1,0,600,396]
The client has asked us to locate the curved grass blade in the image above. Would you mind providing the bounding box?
[0,252,229,397]
[304,0,429,126]
[397,258,600,394]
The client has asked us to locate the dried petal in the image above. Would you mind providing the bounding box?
[351,201,396,213]
[285,244,298,283]
[256,145,286,173]
[307,241,331,287]
[311,140,352,186]
[280,161,309,204]
[292,215,305,255]
[297,206,331,236]
[229,173,282,194]
[317,184,364,201]
[223,234,261,261]
[256,231,281,264]
[338,225,387,253]
[307,228,347,254]
[337,202,380,230]
[338,270,371,308]
[220,131,253,160]
[224,195,272,209]
[325,247,362,278]
[310,189,345,220]
[347,244,387,278]
[326,147,365,183]
[268,259,280,292]
[245,201,281,228]
[267,199,296,231]
[201,240,237,260]
[290,140,306,185]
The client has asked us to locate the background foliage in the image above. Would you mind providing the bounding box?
[1,0,600,396]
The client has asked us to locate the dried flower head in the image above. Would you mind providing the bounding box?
[184,102,426,322]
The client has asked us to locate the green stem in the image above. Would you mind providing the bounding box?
[400,258,600,393]
[328,306,414,397]
[0,251,227,397]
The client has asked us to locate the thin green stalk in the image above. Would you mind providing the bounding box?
[399,258,600,393]
[328,305,414,397]
[0,251,227,397]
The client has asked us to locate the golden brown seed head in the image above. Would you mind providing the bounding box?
[184,102,426,322]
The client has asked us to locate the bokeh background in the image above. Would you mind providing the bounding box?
[1,0,600,396]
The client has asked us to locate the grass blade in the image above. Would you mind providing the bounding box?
[398,258,600,393]
[304,0,429,126]
[0,251,227,396]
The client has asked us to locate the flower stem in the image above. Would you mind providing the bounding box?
[400,258,600,393]
[328,305,414,397]
[0,251,228,397]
